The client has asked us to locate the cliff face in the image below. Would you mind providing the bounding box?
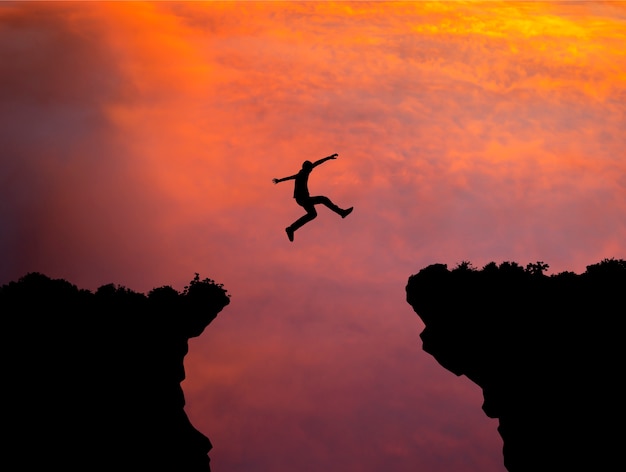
[2,272,230,471]
[405,259,624,471]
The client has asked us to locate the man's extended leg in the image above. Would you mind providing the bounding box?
[340,207,353,218]
[310,196,353,218]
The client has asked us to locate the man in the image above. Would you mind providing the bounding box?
[273,153,353,242]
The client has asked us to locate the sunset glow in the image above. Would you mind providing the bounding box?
[2,2,625,471]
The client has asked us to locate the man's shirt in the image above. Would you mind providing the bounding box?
[293,167,311,200]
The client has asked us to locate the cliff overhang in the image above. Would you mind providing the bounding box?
[406,259,624,471]
[2,272,230,471]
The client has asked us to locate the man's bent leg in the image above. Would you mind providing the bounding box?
[290,208,317,231]
[286,201,317,241]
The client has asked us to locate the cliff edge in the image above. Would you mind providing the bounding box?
[406,258,624,471]
[2,272,230,471]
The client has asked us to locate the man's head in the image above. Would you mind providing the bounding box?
[302,160,313,170]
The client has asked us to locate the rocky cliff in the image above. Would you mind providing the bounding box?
[406,258,624,471]
[2,272,230,471]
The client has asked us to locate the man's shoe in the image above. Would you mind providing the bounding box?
[341,207,353,218]
[286,227,294,242]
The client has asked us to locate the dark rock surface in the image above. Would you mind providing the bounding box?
[405,258,624,471]
[2,272,230,471]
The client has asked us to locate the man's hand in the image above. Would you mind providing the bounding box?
[272,178,279,184]
[330,153,338,159]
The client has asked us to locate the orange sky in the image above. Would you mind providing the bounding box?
[1,2,625,471]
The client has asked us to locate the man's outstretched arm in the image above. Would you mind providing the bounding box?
[272,174,297,184]
[312,153,338,168]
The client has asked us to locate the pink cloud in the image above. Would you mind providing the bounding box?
[2,2,625,472]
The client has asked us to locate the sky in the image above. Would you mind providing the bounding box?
[1,1,625,471]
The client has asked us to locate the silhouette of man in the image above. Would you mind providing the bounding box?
[273,153,353,242]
